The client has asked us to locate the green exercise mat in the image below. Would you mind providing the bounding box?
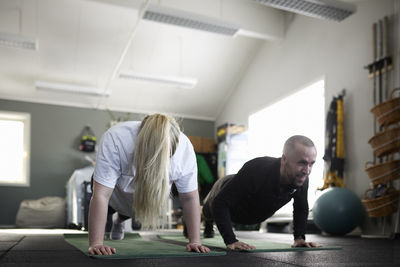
[159,234,342,252]
[64,233,226,259]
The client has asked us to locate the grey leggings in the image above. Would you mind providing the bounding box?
[202,174,235,220]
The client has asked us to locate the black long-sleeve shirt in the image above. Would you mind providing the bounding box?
[212,157,309,245]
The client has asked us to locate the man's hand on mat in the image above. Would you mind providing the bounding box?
[88,244,116,255]
[292,238,321,248]
[186,242,211,253]
[226,241,256,251]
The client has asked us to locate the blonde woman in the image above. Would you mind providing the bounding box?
[88,114,210,255]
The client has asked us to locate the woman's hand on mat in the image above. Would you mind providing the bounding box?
[226,241,256,251]
[292,238,321,248]
[88,244,116,255]
[186,242,211,253]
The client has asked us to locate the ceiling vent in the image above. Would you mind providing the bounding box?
[119,70,197,89]
[253,0,356,22]
[143,4,239,36]
[0,32,38,50]
[35,81,109,96]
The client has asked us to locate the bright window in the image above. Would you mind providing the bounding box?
[248,80,325,215]
[0,111,30,186]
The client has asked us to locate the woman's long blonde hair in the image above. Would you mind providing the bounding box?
[133,114,180,229]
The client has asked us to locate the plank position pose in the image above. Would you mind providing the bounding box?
[202,135,321,250]
[88,114,210,255]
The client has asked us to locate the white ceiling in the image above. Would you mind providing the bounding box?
[0,0,286,120]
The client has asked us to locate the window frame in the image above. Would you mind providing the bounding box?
[0,110,31,187]
[248,79,325,217]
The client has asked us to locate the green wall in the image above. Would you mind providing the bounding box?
[0,99,215,225]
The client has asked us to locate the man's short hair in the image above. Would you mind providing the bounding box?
[283,135,315,156]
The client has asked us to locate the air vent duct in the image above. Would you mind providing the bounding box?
[143,4,239,36]
[253,0,356,22]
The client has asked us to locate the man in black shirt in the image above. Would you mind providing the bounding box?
[202,135,320,250]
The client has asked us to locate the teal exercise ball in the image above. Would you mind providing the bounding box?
[312,187,363,235]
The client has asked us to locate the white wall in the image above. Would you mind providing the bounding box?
[216,0,399,235]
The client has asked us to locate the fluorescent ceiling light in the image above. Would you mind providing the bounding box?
[143,4,239,36]
[119,70,197,89]
[253,0,355,22]
[35,81,109,96]
[0,32,38,50]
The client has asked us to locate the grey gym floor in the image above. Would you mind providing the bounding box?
[0,229,399,267]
